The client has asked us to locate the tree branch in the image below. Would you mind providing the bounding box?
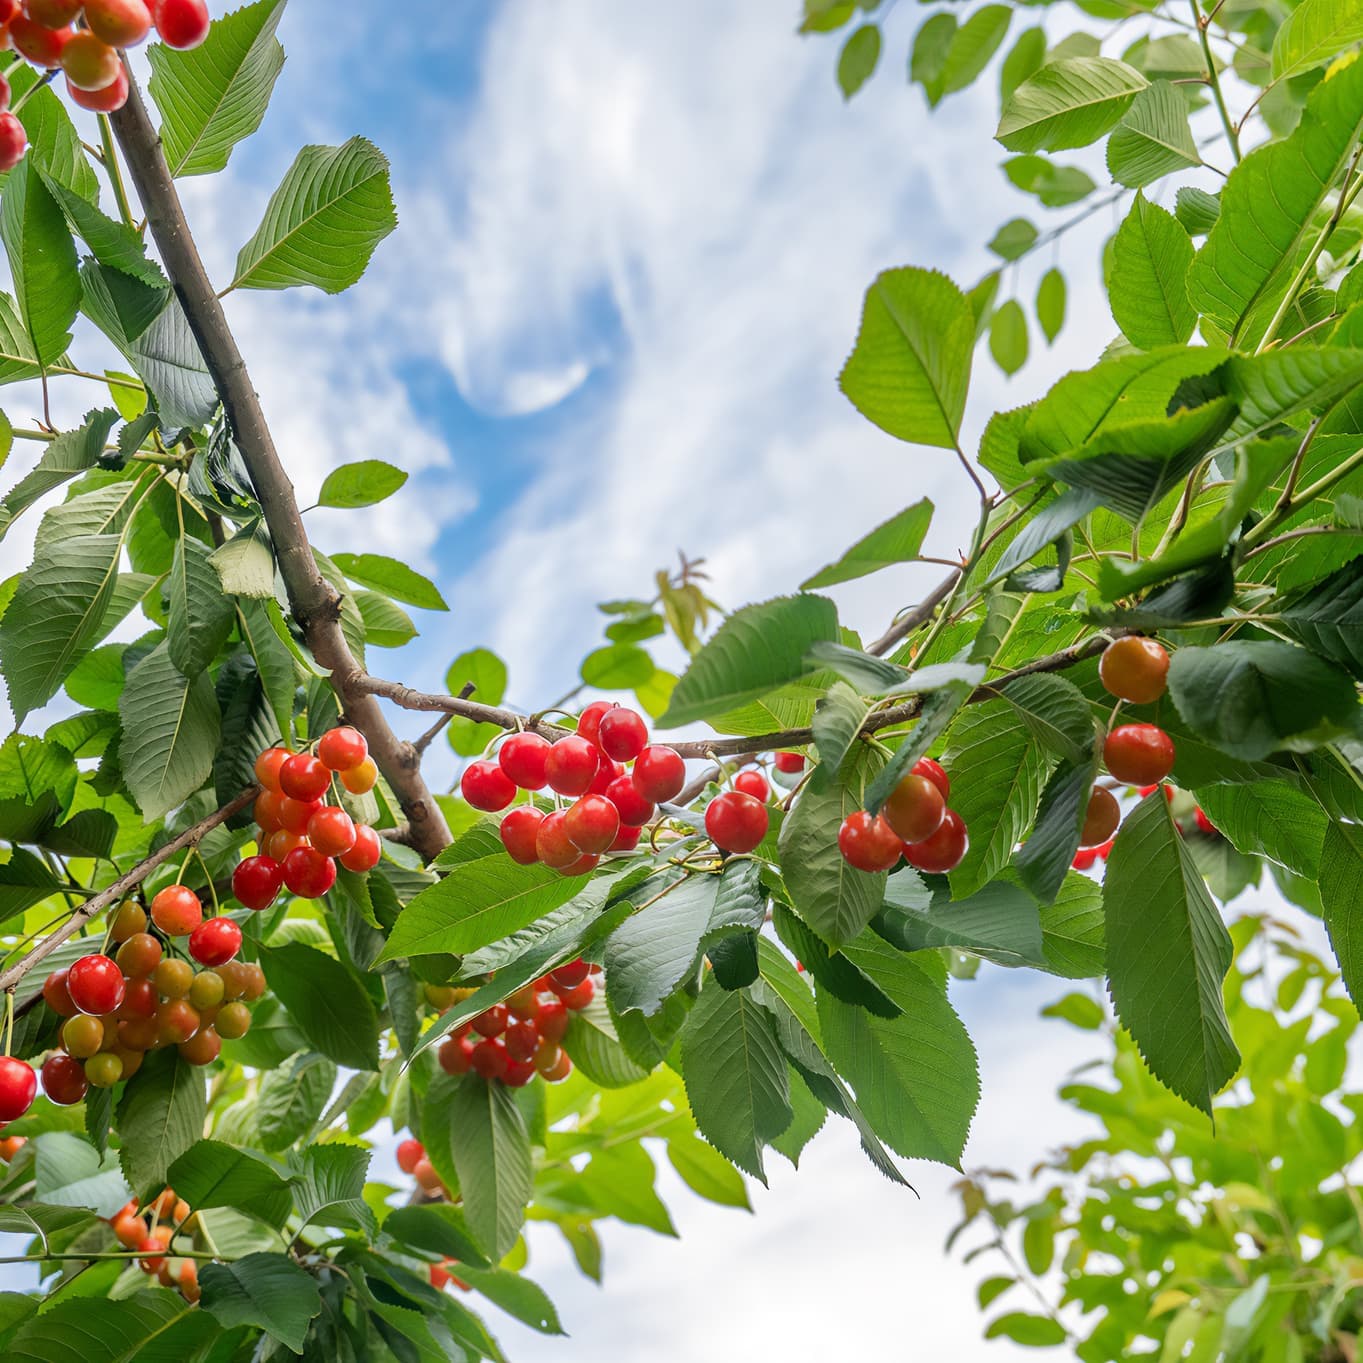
[0,787,258,996]
[107,68,451,862]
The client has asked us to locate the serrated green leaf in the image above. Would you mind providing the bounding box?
[115,1050,207,1194]
[1014,749,1101,905]
[1106,81,1200,187]
[1271,0,1363,81]
[167,1139,292,1227]
[997,57,1147,153]
[801,498,933,588]
[447,1076,533,1260]
[254,1051,336,1152]
[200,1253,322,1353]
[167,535,234,677]
[0,158,77,367]
[603,873,720,1016]
[1195,780,1327,878]
[989,298,1028,375]
[331,551,447,610]
[1110,193,1196,348]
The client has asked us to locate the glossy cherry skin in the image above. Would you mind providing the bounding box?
[263,829,306,862]
[498,733,551,790]
[279,796,322,835]
[109,902,147,942]
[40,1053,86,1107]
[154,958,193,999]
[539,1048,572,1082]
[152,0,211,48]
[901,809,969,874]
[604,775,653,827]
[179,1027,221,1067]
[232,855,283,911]
[26,0,81,24]
[912,757,950,802]
[544,737,600,797]
[587,753,625,796]
[773,751,805,774]
[837,812,902,873]
[1194,807,1217,835]
[151,884,202,936]
[558,852,599,877]
[472,1005,509,1038]
[0,114,26,173]
[60,1014,104,1058]
[341,758,378,794]
[254,747,291,791]
[189,917,243,968]
[253,789,285,832]
[66,67,130,112]
[68,954,126,1015]
[535,811,580,869]
[83,0,153,47]
[560,977,595,1011]
[460,760,516,812]
[115,932,162,978]
[575,700,615,748]
[597,708,648,762]
[550,959,590,989]
[632,746,685,803]
[881,773,946,845]
[504,1020,539,1062]
[339,824,382,873]
[60,31,120,91]
[537,997,569,1043]
[733,769,770,802]
[156,999,200,1045]
[439,1033,475,1075]
[318,725,367,772]
[9,18,71,67]
[565,795,620,854]
[215,1002,251,1040]
[471,1038,510,1081]
[609,825,642,852]
[499,807,544,865]
[1104,723,1175,786]
[308,806,357,856]
[1099,636,1170,706]
[282,846,337,899]
[119,978,157,1020]
[0,1057,33,1122]
[42,968,78,1018]
[705,791,769,853]
[1081,787,1121,848]
[280,753,331,802]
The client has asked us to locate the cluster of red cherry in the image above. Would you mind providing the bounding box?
[837,755,969,874]
[0,0,212,171]
[233,727,383,908]
[431,958,598,1087]
[109,1185,201,1301]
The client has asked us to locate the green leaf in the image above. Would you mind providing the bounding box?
[33,1131,130,1217]
[1194,781,1328,878]
[0,292,41,385]
[1189,57,1363,346]
[988,218,1038,262]
[330,551,447,610]
[231,137,397,292]
[257,942,379,1070]
[1002,156,1095,209]
[1104,792,1237,1113]
[383,1203,491,1268]
[910,14,956,103]
[1176,186,1220,236]
[1014,750,1101,905]
[3,66,98,202]
[166,1139,293,1227]
[1110,194,1196,348]
[254,1051,336,1152]
[875,874,1045,967]
[317,458,407,508]
[1000,26,1046,102]
[452,1264,564,1335]
[838,266,974,450]
[166,535,234,678]
[447,1076,533,1260]
[4,1294,211,1363]
[38,174,165,287]
[1271,0,1363,81]
[989,298,1028,375]
[1320,821,1363,1010]
[985,1313,1068,1347]
[294,1143,374,1234]
[0,533,120,721]
[679,980,792,1184]
[0,159,77,367]
[936,5,1012,101]
[864,680,973,813]
[996,57,1147,153]
[115,1050,207,1194]
[578,1142,676,1236]
[1003,674,1096,765]
[1105,81,1200,187]
[208,518,275,597]
[1036,267,1065,343]
[200,1253,322,1354]
[1167,641,1358,761]
[809,680,869,781]
[118,642,221,820]
[603,873,720,1016]
[563,994,652,1088]
[837,24,880,97]
[580,642,654,688]
[800,498,933,588]
[1279,556,1363,676]
[355,589,417,648]
[149,0,287,177]
[666,1131,750,1209]
[660,594,838,728]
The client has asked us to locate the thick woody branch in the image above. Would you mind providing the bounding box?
[108,72,451,862]
[0,788,258,995]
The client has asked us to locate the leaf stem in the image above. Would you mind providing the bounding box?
[1191,0,1241,164]
[97,112,136,230]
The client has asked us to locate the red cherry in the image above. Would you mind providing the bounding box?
[1194,807,1217,835]
[67,955,125,1015]
[308,806,357,857]
[396,1138,425,1174]
[9,16,71,66]
[1072,847,1098,871]
[253,790,285,832]
[26,0,80,23]
[912,757,950,802]
[881,773,946,844]
[40,1054,85,1107]
[705,791,769,853]
[901,809,969,874]
[837,812,901,872]
[150,885,202,936]
[537,998,569,1042]
[60,31,120,91]
[1080,787,1121,848]
[151,0,210,48]
[564,795,620,854]
[504,1020,539,1062]
[118,979,157,1020]
[0,113,26,173]
[535,811,579,869]
[576,700,615,748]
[604,775,653,827]
[339,824,382,873]
[498,733,551,790]
[42,968,78,1018]
[587,752,625,796]
[597,708,648,762]
[254,747,291,791]
[470,1038,509,1081]
[504,1058,537,1087]
[559,852,600,877]
[280,753,331,802]
[82,0,152,46]
[1099,636,1170,706]
[544,737,600,797]
[279,796,322,835]
[499,807,544,865]
[66,71,129,112]
[189,917,242,968]
[179,1027,221,1067]
[773,751,805,774]
[232,855,283,911]
[506,984,538,1020]
[264,829,305,862]
[1104,724,1175,786]
[472,1005,509,1038]
[632,746,685,803]
[609,825,642,852]
[460,760,516,812]
[318,726,367,772]
[733,770,770,802]
[550,959,590,989]
[439,1034,475,1075]
[282,846,337,899]
[560,977,595,1011]
[0,1059,34,1123]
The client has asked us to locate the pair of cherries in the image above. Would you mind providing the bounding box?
[838,757,969,875]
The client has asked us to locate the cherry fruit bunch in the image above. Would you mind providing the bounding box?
[837,753,970,875]
[0,0,212,172]
[109,1185,202,1301]
[233,726,383,909]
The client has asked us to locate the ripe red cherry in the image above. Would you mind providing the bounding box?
[472,1005,509,1038]
[179,1027,221,1067]
[66,66,130,112]
[308,806,357,857]
[340,824,382,873]
[83,0,152,46]
[559,852,600,877]
[504,1058,537,1087]
[460,760,516,812]
[576,700,615,748]
[279,796,322,836]
[254,747,291,791]
[550,959,590,989]
[498,733,551,790]
[263,829,305,862]
[499,807,544,864]
[504,1020,539,1061]
[152,0,210,48]
[282,846,337,898]
[597,708,648,762]
[544,737,600,797]
[1104,723,1175,785]
[118,978,157,1019]
[604,775,653,827]
[535,812,578,868]
[610,825,642,852]
[151,884,202,936]
[773,751,805,774]
[537,997,570,1042]
[253,790,284,832]
[902,809,969,874]
[588,752,625,796]
[1099,636,1170,706]
[232,855,283,911]
[0,114,26,173]
[1194,807,1216,835]
[632,746,685,803]
[318,726,367,772]
[733,769,770,802]
[438,1034,474,1075]
[539,1048,572,1082]
[565,795,621,854]
[837,812,902,872]
[470,1038,509,1081]
[279,753,331,802]
[1081,787,1121,848]
[705,791,769,853]
[0,1059,34,1123]
[882,773,946,844]
[189,917,243,968]
[60,31,120,91]
[42,968,78,1018]
[67,955,126,1015]
[40,1053,85,1107]
[26,0,81,23]
[560,977,595,1011]
[912,757,950,802]
[9,17,71,67]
